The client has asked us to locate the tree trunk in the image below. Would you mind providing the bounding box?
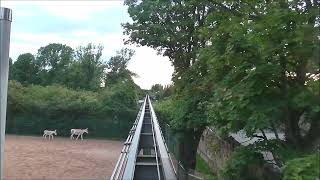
[304,113,320,149]
[279,54,304,150]
[178,127,205,170]
[284,109,304,149]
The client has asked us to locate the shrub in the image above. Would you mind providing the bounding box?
[221,147,265,180]
[283,153,320,180]
[6,81,139,139]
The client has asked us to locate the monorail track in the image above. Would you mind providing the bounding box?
[110,95,177,180]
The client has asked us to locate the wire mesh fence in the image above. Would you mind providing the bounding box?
[161,123,215,180]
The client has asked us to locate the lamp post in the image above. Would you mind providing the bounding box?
[0,7,12,180]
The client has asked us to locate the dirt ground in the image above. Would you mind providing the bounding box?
[4,135,123,180]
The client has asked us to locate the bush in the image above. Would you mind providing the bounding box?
[283,153,320,180]
[6,81,139,139]
[196,154,215,177]
[154,98,175,125]
[220,147,265,180]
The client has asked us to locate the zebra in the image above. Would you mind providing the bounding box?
[70,128,88,140]
[43,130,57,140]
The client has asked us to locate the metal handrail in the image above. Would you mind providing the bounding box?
[110,95,177,180]
[148,96,177,180]
[150,108,161,180]
[110,96,147,180]
[122,96,147,180]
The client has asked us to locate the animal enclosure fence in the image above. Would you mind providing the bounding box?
[6,113,135,139]
[161,124,215,180]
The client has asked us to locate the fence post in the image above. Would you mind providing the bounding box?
[0,7,12,180]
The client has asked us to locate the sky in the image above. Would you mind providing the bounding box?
[1,0,174,89]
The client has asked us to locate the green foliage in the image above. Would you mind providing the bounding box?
[69,43,106,90]
[196,154,214,176]
[106,48,136,86]
[11,43,108,91]
[6,80,139,139]
[8,57,13,80]
[7,42,142,139]
[11,53,40,85]
[122,0,232,170]
[7,80,25,114]
[283,153,320,180]
[125,0,319,177]
[25,85,100,115]
[155,95,208,131]
[101,81,138,113]
[149,84,164,100]
[221,147,265,180]
[154,98,175,125]
[36,43,74,85]
[202,0,319,149]
[149,84,173,101]
[123,0,209,78]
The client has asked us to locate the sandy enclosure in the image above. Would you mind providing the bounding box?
[4,135,123,180]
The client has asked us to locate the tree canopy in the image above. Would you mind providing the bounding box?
[124,0,320,176]
[68,43,106,90]
[10,44,139,92]
[106,48,136,85]
[36,43,74,85]
[11,53,39,85]
[8,43,143,139]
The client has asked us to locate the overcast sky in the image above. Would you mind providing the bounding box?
[1,1,174,89]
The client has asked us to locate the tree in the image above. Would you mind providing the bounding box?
[9,57,13,80]
[162,85,174,98]
[123,0,215,170]
[201,0,319,151]
[124,0,320,173]
[6,80,25,132]
[149,84,167,100]
[105,48,136,85]
[150,84,163,92]
[67,43,106,90]
[11,53,40,85]
[36,43,74,85]
[150,84,174,100]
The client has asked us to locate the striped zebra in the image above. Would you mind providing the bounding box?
[70,128,88,140]
[43,130,57,140]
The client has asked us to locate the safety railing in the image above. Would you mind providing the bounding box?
[148,96,177,179]
[110,96,147,180]
[110,95,177,180]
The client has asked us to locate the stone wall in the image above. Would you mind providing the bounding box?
[197,128,282,179]
[197,128,239,174]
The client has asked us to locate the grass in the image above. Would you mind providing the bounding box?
[196,154,214,175]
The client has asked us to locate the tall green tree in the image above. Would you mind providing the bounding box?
[105,48,136,86]
[9,57,13,80]
[123,0,214,169]
[149,84,164,100]
[67,43,106,90]
[36,43,74,85]
[11,53,40,85]
[124,0,320,172]
[202,0,320,151]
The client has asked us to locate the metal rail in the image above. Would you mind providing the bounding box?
[110,97,147,180]
[110,95,176,180]
[149,97,177,179]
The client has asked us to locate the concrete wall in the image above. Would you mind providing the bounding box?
[197,128,239,174]
[197,128,282,179]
